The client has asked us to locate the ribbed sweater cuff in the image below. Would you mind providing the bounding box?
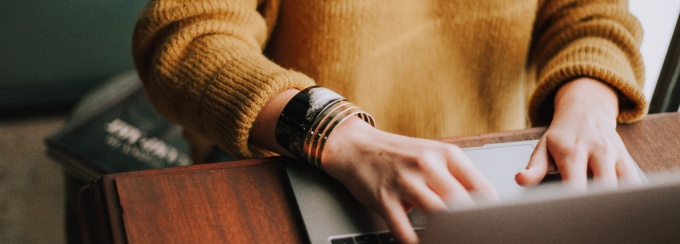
[529,37,647,126]
[202,69,315,159]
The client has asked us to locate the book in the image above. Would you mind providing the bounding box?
[45,71,192,182]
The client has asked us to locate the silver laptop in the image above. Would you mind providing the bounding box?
[421,170,680,243]
[286,140,665,244]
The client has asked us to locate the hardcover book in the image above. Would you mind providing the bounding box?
[45,71,192,182]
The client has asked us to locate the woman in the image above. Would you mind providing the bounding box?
[133,1,646,242]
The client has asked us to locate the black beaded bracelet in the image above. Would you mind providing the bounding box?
[275,86,375,168]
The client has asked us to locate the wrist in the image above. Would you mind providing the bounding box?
[321,116,381,169]
[274,86,375,169]
[554,78,619,123]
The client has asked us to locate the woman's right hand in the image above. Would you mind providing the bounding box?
[322,117,498,244]
[248,89,497,243]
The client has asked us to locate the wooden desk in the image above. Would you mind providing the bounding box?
[78,112,680,244]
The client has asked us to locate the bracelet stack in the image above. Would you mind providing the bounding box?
[275,86,375,169]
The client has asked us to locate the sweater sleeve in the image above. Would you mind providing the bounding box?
[132,0,315,159]
[528,0,647,126]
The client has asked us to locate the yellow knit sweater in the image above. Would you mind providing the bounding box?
[133,0,647,159]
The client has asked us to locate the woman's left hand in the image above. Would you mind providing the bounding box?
[515,78,642,190]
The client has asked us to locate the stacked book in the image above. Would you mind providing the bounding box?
[45,71,192,182]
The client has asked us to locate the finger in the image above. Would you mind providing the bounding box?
[588,150,617,189]
[431,176,476,209]
[609,138,643,186]
[616,155,642,186]
[423,158,483,204]
[515,138,550,186]
[407,181,449,213]
[380,197,419,244]
[443,147,498,200]
[555,146,589,191]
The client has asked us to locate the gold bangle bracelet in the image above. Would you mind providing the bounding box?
[303,101,352,165]
[305,102,355,167]
[313,109,372,169]
[277,85,375,169]
[303,101,375,169]
[275,86,345,162]
[308,105,360,167]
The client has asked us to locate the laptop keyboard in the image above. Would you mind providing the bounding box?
[329,229,424,244]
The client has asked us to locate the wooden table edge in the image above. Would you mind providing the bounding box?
[78,112,680,243]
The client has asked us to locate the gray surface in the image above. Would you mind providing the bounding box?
[0,114,68,244]
[461,141,537,200]
[287,163,392,244]
[288,140,540,244]
[421,172,680,244]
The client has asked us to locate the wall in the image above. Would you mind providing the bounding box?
[629,0,680,102]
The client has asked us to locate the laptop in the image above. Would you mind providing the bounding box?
[421,171,680,243]
[285,140,667,244]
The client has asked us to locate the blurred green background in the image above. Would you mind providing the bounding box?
[0,1,148,109]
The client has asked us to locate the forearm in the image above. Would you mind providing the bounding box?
[528,0,646,126]
[132,0,315,158]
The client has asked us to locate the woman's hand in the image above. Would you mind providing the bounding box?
[322,117,498,244]
[250,88,496,243]
[516,78,642,190]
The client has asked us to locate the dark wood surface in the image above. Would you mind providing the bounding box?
[78,112,680,243]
